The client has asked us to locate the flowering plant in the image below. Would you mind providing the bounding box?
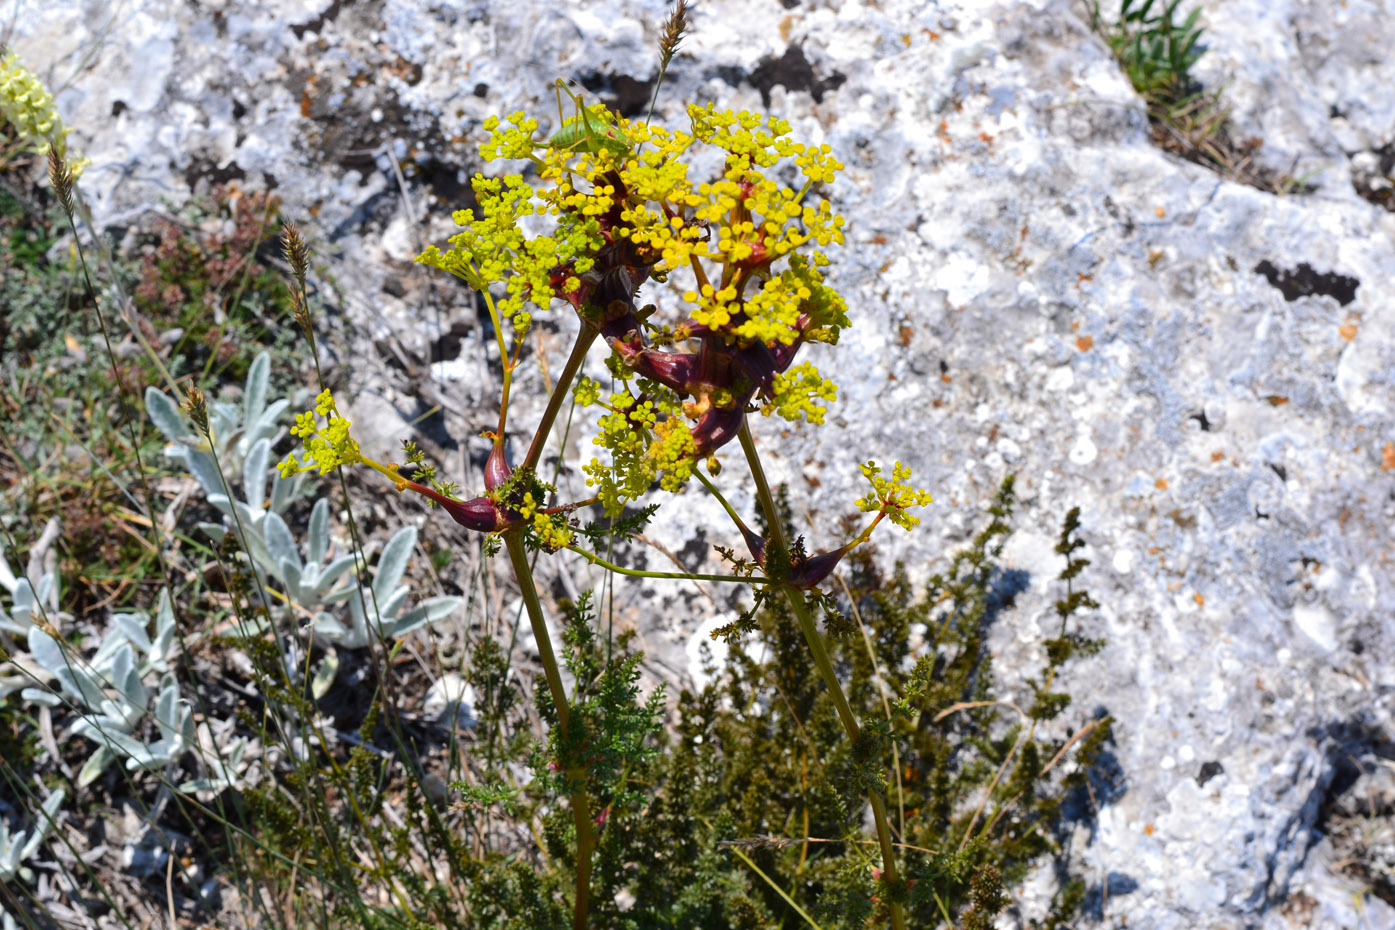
[273,17,931,927]
[0,49,86,173]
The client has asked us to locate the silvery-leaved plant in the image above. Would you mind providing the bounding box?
[180,739,251,798]
[102,587,178,676]
[180,722,254,798]
[0,559,54,639]
[0,528,67,640]
[148,352,313,584]
[311,525,460,650]
[196,436,307,572]
[245,505,461,695]
[146,351,288,481]
[0,788,65,883]
[0,532,73,699]
[25,610,193,786]
[260,498,360,615]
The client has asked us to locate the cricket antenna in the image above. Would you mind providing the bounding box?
[645,0,690,125]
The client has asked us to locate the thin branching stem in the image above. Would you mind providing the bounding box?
[503,530,595,930]
[736,421,907,930]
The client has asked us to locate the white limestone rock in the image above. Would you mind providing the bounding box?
[8,0,1393,925]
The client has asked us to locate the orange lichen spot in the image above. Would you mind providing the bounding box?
[1193,592,1205,606]
[1148,249,1165,267]
[1155,477,1168,490]
[924,29,941,40]
[1382,442,1395,471]
[932,398,944,408]
[872,234,888,245]
[940,373,952,383]
[1147,546,1161,555]
[1076,335,1094,351]
[1266,395,1289,406]
[898,325,914,347]
[1076,272,1093,284]
[1211,450,1226,462]
[1339,319,1359,342]
[1154,206,1166,218]
[1144,823,1155,836]
[901,33,912,46]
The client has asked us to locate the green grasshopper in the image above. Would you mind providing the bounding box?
[546,79,631,161]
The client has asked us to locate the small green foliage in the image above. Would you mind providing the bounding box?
[533,594,666,811]
[526,476,1105,929]
[401,439,463,502]
[574,502,660,546]
[449,780,522,816]
[1088,1,1291,191]
[1026,507,1106,722]
[1090,0,1205,106]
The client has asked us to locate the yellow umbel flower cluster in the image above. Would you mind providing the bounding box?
[278,390,361,477]
[855,461,934,531]
[419,91,856,518]
[0,50,84,173]
[419,97,847,345]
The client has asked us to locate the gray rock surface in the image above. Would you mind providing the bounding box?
[8,0,1394,926]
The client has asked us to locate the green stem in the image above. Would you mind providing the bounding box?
[736,422,907,930]
[565,543,765,585]
[503,530,594,930]
[694,467,757,538]
[523,325,599,472]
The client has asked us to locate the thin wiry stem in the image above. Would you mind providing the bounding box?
[736,421,908,930]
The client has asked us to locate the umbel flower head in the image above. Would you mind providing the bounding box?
[418,97,850,517]
[0,49,86,173]
[276,395,574,548]
[729,459,934,588]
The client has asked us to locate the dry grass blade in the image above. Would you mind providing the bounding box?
[646,0,691,124]
[933,699,1030,852]
[281,222,310,286]
[45,144,76,216]
[658,0,690,70]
